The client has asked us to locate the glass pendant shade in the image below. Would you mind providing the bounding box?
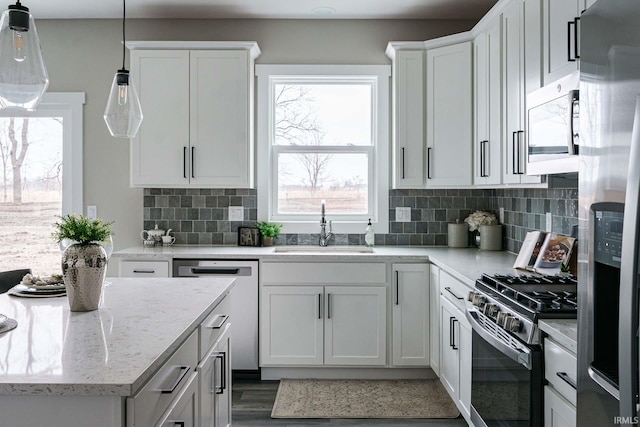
[104,69,143,138]
[0,3,48,110]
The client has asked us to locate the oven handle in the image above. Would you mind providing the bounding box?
[465,309,533,370]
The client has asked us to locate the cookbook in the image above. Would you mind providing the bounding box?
[513,231,576,274]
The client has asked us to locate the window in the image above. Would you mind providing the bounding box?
[257,65,390,234]
[0,93,85,275]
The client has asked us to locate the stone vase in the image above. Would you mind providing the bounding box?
[262,236,274,247]
[62,243,108,312]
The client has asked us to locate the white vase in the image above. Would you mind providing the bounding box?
[62,243,108,312]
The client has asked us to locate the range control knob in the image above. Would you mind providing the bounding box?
[467,291,477,302]
[484,303,499,318]
[496,312,511,328]
[472,294,486,306]
[506,317,522,332]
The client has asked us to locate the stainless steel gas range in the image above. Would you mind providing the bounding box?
[466,273,577,427]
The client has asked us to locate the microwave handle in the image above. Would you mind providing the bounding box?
[568,90,579,154]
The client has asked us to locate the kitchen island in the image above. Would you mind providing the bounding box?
[0,277,234,427]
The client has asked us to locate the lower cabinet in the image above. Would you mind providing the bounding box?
[154,372,199,427]
[439,286,472,421]
[261,285,386,366]
[198,323,232,427]
[544,337,577,427]
[118,260,169,277]
[544,385,576,427]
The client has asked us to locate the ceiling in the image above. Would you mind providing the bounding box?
[21,0,498,20]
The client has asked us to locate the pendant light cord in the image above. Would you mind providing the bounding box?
[121,0,126,70]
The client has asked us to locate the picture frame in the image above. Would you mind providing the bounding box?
[238,227,261,247]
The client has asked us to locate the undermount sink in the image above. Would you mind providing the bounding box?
[273,246,375,254]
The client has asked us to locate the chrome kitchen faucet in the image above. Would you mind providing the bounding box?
[319,200,334,246]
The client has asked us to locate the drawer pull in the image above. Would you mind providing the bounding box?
[133,270,155,274]
[160,365,190,394]
[171,422,185,427]
[556,371,577,390]
[445,287,464,300]
[204,314,229,329]
[215,352,227,394]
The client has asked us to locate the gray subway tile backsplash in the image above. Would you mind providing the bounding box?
[143,186,578,252]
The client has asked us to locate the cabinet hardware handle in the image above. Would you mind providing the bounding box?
[512,132,517,175]
[215,351,227,394]
[160,365,190,394]
[132,269,155,274]
[479,140,484,178]
[517,130,525,174]
[556,371,577,390]
[567,21,576,62]
[445,286,464,300]
[427,147,432,179]
[574,17,580,59]
[327,293,331,319]
[452,318,459,350]
[183,146,187,179]
[401,147,406,179]
[204,314,229,329]
[318,293,322,319]
[449,316,455,348]
[395,270,399,305]
[172,422,185,427]
[191,147,195,179]
[480,140,489,177]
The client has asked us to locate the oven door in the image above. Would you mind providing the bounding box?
[466,309,543,427]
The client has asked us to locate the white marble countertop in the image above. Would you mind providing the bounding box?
[113,245,520,287]
[0,277,234,396]
[539,319,578,354]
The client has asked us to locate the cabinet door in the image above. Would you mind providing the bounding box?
[155,372,199,427]
[131,50,190,187]
[429,265,441,375]
[440,297,460,400]
[524,0,543,95]
[393,50,424,188]
[544,385,577,427]
[426,42,473,187]
[190,50,252,188]
[542,0,581,85]
[458,318,472,421]
[215,333,232,427]
[260,286,324,366]
[392,264,430,366]
[325,286,386,366]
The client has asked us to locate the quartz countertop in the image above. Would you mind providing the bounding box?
[539,319,578,353]
[0,277,234,396]
[113,245,520,287]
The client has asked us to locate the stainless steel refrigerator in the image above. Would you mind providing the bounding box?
[579,1,640,425]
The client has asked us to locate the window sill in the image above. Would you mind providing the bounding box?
[279,220,388,235]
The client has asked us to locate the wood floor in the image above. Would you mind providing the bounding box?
[232,379,470,427]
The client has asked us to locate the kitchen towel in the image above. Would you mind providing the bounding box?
[271,378,460,419]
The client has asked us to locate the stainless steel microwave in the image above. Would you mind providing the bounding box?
[526,71,579,175]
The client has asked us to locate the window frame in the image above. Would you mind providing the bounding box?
[0,92,85,215]
[256,65,390,234]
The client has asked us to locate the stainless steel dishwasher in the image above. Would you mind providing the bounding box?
[173,259,258,371]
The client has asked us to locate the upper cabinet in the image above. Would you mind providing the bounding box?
[391,50,425,188]
[129,42,260,188]
[426,42,473,187]
[502,0,543,185]
[541,0,592,85]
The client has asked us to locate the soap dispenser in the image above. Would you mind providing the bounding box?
[365,218,375,247]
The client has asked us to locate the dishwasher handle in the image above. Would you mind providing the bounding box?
[179,266,240,276]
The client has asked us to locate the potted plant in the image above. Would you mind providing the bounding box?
[53,214,114,312]
[256,221,283,247]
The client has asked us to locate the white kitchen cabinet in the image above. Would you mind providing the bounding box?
[261,285,386,366]
[154,372,199,427]
[118,260,169,278]
[325,286,387,366]
[425,42,473,187]
[524,0,543,95]
[502,0,543,185]
[391,50,424,188]
[392,264,430,366]
[198,321,232,427]
[129,43,259,188]
[429,265,440,375]
[542,0,589,85]
[544,386,576,427]
[440,298,460,399]
[474,22,503,186]
[214,329,232,427]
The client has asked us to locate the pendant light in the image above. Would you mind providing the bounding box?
[104,0,142,138]
[0,0,49,110]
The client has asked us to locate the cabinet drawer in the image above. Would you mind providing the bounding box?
[199,294,231,360]
[153,371,199,427]
[261,262,386,284]
[127,330,198,427]
[544,338,577,406]
[439,270,470,312]
[119,260,169,277]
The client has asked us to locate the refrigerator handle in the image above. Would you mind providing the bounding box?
[619,96,640,421]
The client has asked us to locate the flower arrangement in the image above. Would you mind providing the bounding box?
[53,214,114,246]
[464,210,498,232]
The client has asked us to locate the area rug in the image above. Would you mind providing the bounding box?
[271,378,460,419]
